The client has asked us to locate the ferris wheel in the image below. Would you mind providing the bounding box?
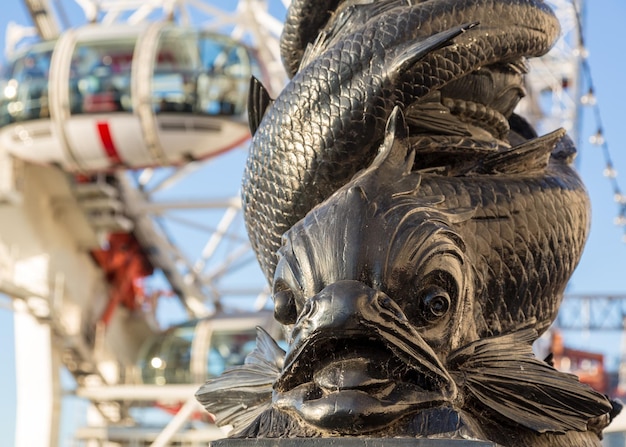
[3,0,289,316]
[1,1,289,446]
[518,0,584,142]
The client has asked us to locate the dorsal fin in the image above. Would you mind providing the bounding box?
[404,92,472,137]
[299,1,403,70]
[248,76,274,136]
[300,31,331,71]
[383,22,479,80]
[370,106,414,175]
[478,128,566,175]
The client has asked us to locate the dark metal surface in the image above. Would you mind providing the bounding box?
[212,439,497,447]
[197,0,621,444]
[244,0,560,286]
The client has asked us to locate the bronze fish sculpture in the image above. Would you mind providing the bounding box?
[243,0,560,286]
[198,110,616,445]
[198,0,621,444]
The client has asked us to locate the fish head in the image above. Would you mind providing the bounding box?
[269,109,480,434]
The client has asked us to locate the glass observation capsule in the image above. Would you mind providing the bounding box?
[137,311,278,385]
[0,23,258,172]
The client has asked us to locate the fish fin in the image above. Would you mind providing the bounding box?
[245,325,286,370]
[300,31,331,70]
[370,106,414,175]
[448,327,613,434]
[477,128,566,174]
[405,93,473,137]
[195,327,284,430]
[551,131,578,164]
[248,76,274,136]
[300,0,404,68]
[385,22,479,79]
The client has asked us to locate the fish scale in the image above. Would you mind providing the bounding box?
[412,161,589,335]
[283,0,556,73]
[243,0,560,284]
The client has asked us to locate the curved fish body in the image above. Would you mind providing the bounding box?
[243,0,560,283]
[280,0,341,76]
[418,143,589,335]
[217,0,613,441]
[199,113,610,444]
[262,135,601,440]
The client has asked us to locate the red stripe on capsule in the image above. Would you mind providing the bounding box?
[96,121,122,165]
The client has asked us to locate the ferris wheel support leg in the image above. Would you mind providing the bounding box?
[13,299,61,447]
[150,396,205,447]
[0,151,21,205]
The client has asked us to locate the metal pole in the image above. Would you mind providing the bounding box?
[150,396,205,447]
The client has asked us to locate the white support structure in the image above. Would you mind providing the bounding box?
[1,175,67,447]
[0,149,157,446]
[13,300,61,447]
[518,0,584,143]
[2,1,288,445]
[150,397,206,447]
[23,0,60,40]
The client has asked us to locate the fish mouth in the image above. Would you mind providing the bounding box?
[277,332,450,396]
[273,300,457,433]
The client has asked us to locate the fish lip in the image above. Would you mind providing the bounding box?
[273,386,450,434]
[275,324,456,402]
[272,327,456,433]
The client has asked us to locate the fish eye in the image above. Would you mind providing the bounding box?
[273,280,297,324]
[421,287,451,321]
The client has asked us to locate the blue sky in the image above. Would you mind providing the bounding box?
[0,0,625,445]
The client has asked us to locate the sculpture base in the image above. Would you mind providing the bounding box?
[211,439,497,447]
